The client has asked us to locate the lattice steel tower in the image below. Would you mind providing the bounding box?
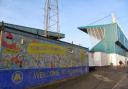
[44,0,60,39]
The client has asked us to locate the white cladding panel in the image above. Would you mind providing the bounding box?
[94,52,101,66]
[109,54,127,66]
[89,52,109,66]
[101,52,109,66]
[89,53,95,66]
[89,52,128,66]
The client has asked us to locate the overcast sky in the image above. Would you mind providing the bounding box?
[0,0,128,48]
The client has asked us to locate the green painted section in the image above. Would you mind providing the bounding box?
[79,23,128,57]
[90,23,118,53]
[79,23,113,30]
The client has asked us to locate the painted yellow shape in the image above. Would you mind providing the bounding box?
[3,48,20,54]
[12,73,22,82]
[80,50,86,60]
[28,43,66,55]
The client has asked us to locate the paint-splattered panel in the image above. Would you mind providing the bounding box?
[0,31,88,69]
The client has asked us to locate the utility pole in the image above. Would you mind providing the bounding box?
[44,0,60,39]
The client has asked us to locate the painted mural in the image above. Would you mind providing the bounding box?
[0,31,88,69]
[0,31,2,68]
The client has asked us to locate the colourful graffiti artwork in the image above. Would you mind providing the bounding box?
[0,31,88,69]
[0,27,89,89]
[0,31,2,68]
[0,35,1,47]
[0,31,88,89]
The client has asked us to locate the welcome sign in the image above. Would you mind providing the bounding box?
[0,66,88,89]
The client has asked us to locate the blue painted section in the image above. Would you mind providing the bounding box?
[0,66,88,89]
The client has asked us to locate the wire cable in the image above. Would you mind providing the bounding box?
[88,14,111,25]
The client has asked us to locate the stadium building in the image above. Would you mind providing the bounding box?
[79,23,128,66]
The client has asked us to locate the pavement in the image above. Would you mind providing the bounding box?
[30,67,128,89]
[112,74,128,89]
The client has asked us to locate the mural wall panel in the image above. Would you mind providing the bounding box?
[0,31,88,69]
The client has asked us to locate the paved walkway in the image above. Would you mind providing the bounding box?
[112,74,128,89]
[31,67,127,89]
